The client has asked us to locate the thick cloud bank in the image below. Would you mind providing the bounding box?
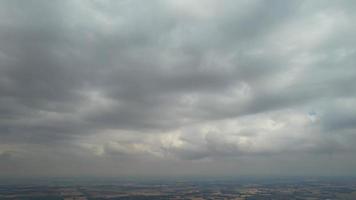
[1,0,356,177]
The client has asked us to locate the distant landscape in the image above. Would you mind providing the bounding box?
[1,177,356,199]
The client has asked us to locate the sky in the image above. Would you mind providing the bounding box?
[1,0,356,178]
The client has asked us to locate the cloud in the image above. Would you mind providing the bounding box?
[0,0,356,176]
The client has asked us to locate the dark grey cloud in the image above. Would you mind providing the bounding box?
[1,0,356,177]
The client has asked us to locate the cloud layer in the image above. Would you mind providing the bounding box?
[1,0,356,177]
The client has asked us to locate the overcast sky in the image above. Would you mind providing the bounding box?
[1,0,356,178]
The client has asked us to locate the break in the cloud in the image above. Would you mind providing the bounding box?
[1,0,356,177]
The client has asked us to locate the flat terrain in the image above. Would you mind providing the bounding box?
[1,177,356,199]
